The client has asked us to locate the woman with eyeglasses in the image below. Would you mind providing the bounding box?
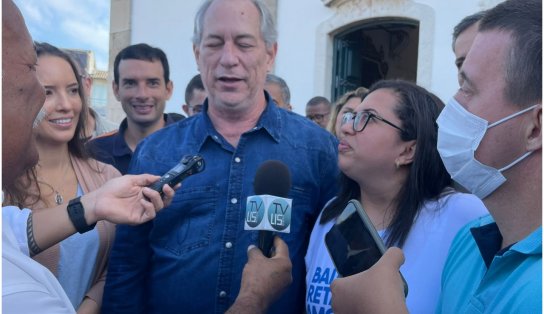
[305,80,488,314]
[3,42,120,313]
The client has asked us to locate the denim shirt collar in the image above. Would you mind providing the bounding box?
[193,91,282,151]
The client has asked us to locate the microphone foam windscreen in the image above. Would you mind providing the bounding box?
[253,160,292,197]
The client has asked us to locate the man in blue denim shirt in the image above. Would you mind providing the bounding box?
[102,0,339,313]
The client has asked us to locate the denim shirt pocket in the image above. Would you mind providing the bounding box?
[150,185,218,256]
[282,185,315,243]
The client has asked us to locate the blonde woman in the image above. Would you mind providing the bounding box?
[327,87,368,137]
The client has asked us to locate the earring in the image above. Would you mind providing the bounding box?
[395,161,400,169]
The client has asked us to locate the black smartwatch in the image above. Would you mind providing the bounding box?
[67,197,96,234]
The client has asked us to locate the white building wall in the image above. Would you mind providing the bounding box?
[130,0,501,115]
[131,0,202,115]
[274,1,333,112]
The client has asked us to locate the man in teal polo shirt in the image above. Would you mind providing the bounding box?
[435,0,542,311]
[329,0,542,313]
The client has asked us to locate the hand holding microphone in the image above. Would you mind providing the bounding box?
[228,237,293,314]
[225,161,294,313]
[245,160,292,257]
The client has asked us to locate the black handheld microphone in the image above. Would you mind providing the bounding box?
[251,160,292,257]
[149,154,205,196]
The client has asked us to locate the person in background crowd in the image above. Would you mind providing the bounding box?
[306,80,488,314]
[166,112,187,121]
[452,11,486,84]
[265,74,292,111]
[102,0,339,313]
[326,87,368,137]
[306,96,332,128]
[65,50,118,139]
[331,1,541,312]
[85,107,118,140]
[182,74,207,117]
[87,43,181,174]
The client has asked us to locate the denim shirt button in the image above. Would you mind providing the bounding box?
[234,157,241,163]
[225,242,233,249]
[219,291,227,298]
[230,198,238,204]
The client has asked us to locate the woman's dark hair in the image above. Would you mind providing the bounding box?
[2,42,89,208]
[321,79,453,247]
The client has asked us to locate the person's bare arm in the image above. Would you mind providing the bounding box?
[226,236,293,314]
[330,247,408,314]
[27,174,175,256]
[76,297,99,314]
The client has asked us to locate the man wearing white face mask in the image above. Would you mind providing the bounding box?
[328,1,542,313]
[437,101,537,199]
[433,0,542,309]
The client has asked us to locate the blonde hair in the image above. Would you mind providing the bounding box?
[327,87,368,137]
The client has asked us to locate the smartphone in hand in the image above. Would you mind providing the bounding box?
[325,199,409,296]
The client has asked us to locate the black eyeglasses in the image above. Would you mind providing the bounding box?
[341,111,404,133]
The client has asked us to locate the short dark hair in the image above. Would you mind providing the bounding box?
[184,74,205,104]
[321,80,452,248]
[306,96,331,108]
[113,43,170,85]
[480,0,542,107]
[265,74,291,105]
[451,11,486,51]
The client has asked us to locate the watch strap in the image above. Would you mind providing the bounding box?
[67,197,96,234]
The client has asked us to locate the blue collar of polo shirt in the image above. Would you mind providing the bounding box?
[113,114,177,157]
[471,217,542,268]
[112,118,132,156]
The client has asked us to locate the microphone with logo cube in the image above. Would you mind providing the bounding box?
[244,160,292,258]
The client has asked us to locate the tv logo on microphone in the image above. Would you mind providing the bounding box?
[245,195,292,233]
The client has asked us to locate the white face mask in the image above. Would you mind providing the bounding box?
[437,98,537,199]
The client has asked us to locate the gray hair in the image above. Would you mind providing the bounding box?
[266,74,290,105]
[192,0,277,49]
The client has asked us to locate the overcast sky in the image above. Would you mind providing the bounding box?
[14,0,110,70]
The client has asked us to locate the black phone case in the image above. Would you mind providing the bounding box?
[325,199,408,296]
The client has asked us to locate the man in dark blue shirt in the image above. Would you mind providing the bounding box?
[87,44,183,174]
[101,0,339,313]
